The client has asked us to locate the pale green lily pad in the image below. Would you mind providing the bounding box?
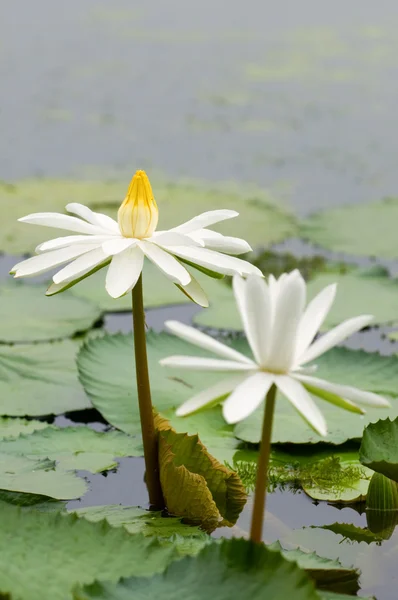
[194,266,398,331]
[1,178,297,254]
[75,538,319,600]
[0,417,48,439]
[72,505,209,556]
[235,346,398,445]
[0,426,142,473]
[0,340,91,416]
[0,500,176,600]
[78,333,398,446]
[0,281,102,342]
[300,196,398,259]
[320,523,384,545]
[0,454,87,499]
[360,417,398,482]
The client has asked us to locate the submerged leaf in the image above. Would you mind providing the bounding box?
[0,340,91,416]
[0,501,176,600]
[155,414,246,532]
[75,538,319,600]
[360,417,398,482]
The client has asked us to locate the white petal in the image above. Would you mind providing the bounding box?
[52,247,108,284]
[189,229,252,255]
[294,375,391,408]
[66,203,120,234]
[266,271,306,372]
[167,246,261,276]
[46,259,110,296]
[295,284,337,360]
[275,374,327,436]
[37,234,114,253]
[176,273,209,307]
[12,244,95,278]
[164,320,255,365]
[105,246,144,298]
[150,231,203,247]
[233,275,271,366]
[222,372,274,424]
[299,315,373,365]
[160,356,256,371]
[102,238,136,256]
[173,210,239,234]
[19,213,107,235]
[176,375,247,417]
[138,240,191,285]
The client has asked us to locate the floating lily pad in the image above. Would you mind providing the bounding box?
[300,196,398,259]
[235,346,398,445]
[194,266,398,331]
[0,340,91,416]
[319,523,384,545]
[0,500,176,600]
[155,414,246,532]
[0,426,142,473]
[0,281,102,343]
[75,538,319,600]
[0,454,86,499]
[72,505,209,556]
[0,178,297,254]
[360,417,398,482]
[0,417,48,439]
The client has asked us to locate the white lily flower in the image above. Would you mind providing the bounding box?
[160,271,390,436]
[10,171,260,304]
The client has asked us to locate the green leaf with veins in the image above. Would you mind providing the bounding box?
[0,417,48,439]
[0,500,176,600]
[0,426,142,473]
[0,281,102,343]
[360,417,398,482]
[0,340,91,416]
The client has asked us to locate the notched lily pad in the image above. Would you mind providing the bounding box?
[155,414,246,532]
[360,417,398,482]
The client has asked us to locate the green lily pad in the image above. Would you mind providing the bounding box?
[0,417,48,439]
[0,454,87,499]
[71,505,209,556]
[194,266,398,331]
[300,196,398,259]
[0,178,297,254]
[319,523,384,545]
[0,281,102,342]
[0,340,91,416]
[0,426,142,473]
[360,417,398,482]
[235,346,398,445]
[74,538,319,600]
[0,500,176,600]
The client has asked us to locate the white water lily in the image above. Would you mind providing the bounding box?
[10,171,260,304]
[161,271,390,436]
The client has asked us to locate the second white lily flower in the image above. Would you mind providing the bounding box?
[161,270,390,436]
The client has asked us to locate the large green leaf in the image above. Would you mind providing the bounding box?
[0,417,48,439]
[78,333,398,446]
[360,417,398,482]
[74,538,319,600]
[0,281,102,343]
[0,454,86,499]
[194,266,398,331]
[0,340,91,416]
[235,346,398,444]
[0,426,142,473]
[1,178,297,254]
[300,196,398,259]
[71,505,209,556]
[0,500,176,600]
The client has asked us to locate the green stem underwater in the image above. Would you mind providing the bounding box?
[132,274,164,510]
[249,384,277,543]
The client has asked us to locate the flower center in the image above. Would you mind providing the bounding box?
[118,170,159,239]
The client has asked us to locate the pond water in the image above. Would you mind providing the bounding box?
[2,1,398,598]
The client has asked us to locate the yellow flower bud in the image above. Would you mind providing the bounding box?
[118,170,159,239]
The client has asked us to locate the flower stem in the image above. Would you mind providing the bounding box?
[249,384,277,543]
[132,273,164,510]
